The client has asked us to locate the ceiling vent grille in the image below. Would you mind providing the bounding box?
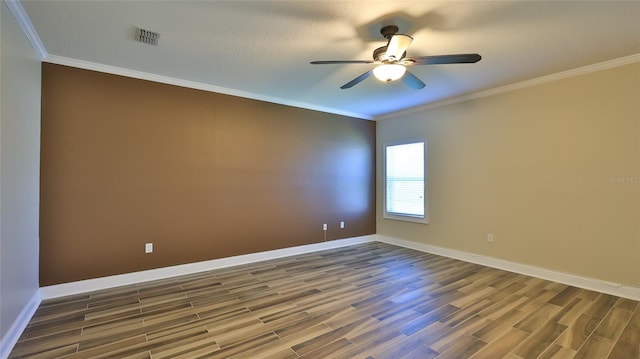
[135,28,160,45]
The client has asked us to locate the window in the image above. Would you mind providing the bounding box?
[384,140,427,223]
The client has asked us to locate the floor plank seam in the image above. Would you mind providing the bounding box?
[8,243,640,359]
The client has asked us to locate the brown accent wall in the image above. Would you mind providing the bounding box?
[40,63,375,286]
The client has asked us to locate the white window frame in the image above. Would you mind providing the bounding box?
[383,139,428,224]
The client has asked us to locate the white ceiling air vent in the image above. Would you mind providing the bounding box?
[135,28,160,45]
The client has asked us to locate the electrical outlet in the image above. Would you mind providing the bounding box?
[340,221,345,229]
[487,234,494,243]
[323,223,327,231]
[145,242,153,253]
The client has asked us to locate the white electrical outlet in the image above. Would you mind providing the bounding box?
[145,242,153,253]
[323,223,327,231]
[487,234,494,243]
[340,221,345,229]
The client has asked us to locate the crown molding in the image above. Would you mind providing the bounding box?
[3,0,47,60]
[376,53,640,121]
[6,0,369,120]
[9,0,636,123]
[43,55,372,121]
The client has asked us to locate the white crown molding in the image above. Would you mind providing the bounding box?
[43,55,372,121]
[3,0,47,60]
[0,290,41,359]
[40,235,376,299]
[376,53,640,121]
[7,0,366,119]
[377,235,640,301]
[6,0,637,123]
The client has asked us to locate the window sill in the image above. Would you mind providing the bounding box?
[383,213,429,224]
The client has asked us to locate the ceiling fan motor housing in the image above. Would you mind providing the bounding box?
[374,46,407,63]
[373,46,388,61]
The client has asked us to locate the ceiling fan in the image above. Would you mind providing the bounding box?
[310,25,481,90]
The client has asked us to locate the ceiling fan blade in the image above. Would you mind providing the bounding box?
[310,60,373,65]
[340,69,373,89]
[407,53,482,65]
[401,71,425,90]
[385,34,413,61]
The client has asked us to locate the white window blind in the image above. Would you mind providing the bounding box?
[385,142,425,219]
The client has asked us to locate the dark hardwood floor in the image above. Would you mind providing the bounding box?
[9,242,640,358]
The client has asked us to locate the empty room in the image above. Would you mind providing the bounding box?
[1,1,639,358]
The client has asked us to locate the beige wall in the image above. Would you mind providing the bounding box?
[40,64,376,286]
[0,1,41,343]
[377,62,640,287]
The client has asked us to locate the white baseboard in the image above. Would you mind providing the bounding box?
[376,235,640,301]
[0,290,41,359]
[41,234,640,301]
[19,233,640,358]
[40,235,376,299]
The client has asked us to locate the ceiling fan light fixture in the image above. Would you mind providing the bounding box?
[385,34,413,60]
[373,64,406,82]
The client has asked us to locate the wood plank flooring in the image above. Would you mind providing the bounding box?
[9,242,640,358]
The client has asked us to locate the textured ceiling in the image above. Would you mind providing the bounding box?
[19,0,640,119]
